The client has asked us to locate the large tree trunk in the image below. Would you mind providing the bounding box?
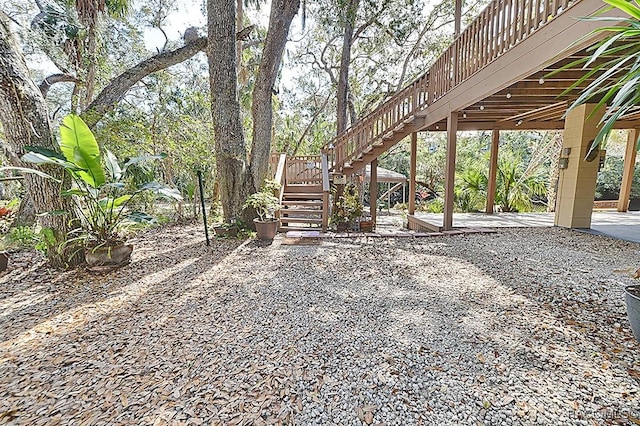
[249,0,300,189]
[0,11,74,267]
[207,0,252,221]
[336,0,359,135]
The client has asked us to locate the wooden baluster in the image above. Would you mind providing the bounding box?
[534,0,541,30]
[482,10,489,67]
[511,0,519,45]
[490,3,495,61]
[552,0,558,15]
[543,0,549,24]
[471,19,481,74]
[503,0,510,52]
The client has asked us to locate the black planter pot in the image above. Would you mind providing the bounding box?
[0,252,8,271]
[85,244,133,273]
[625,285,640,342]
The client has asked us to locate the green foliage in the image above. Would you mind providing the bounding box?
[551,0,640,153]
[596,155,640,200]
[8,226,39,248]
[5,114,182,248]
[331,183,363,224]
[244,180,281,222]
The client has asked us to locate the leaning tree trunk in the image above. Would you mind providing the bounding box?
[249,0,300,189]
[207,0,252,221]
[0,11,75,267]
[336,0,359,135]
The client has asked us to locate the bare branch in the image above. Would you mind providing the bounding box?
[39,73,81,97]
[81,36,207,128]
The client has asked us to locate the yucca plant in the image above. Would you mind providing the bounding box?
[550,0,640,155]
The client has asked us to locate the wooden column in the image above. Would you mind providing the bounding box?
[444,112,458,231]
[409,132,417,215]
[618,129,638,212]
[486,129,500,214]
[370,159,378,223]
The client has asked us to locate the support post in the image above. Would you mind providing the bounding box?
[444,112,458,231]
[370,159,378,223]
[409,132,417,215]
[618,129,638,212]
[555,104,604,228]
[486,129,500,214]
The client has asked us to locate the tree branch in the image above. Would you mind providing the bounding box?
[39,73,81,97]
[81,36,208,128]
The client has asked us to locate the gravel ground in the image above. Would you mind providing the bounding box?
[1,225,639,425]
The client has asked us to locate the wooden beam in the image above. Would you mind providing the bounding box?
[409,132,417,215]
[370,158,378,223]
[444,111,458,231]
[618,129,638,212]
[486,129,500,214]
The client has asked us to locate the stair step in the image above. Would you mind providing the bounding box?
[285,184,323,193]
[382,132,394,140]
[403,115,415,124]
[280,217,323,224]
[281,208,323,215]
[279,224,323,231]
[282,200,324,207]
[372,140,384,147]
[283,192,323,200]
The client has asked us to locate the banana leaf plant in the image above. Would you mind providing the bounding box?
[3,114,182,248]
[548,0,640,156]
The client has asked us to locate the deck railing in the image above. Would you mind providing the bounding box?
[328,0,576,172]
[285,155,323,185]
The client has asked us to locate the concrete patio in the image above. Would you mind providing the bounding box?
[411,211,640,244]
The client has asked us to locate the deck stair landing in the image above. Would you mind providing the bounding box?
[279,184,325,231]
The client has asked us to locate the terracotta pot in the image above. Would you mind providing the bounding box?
[625,285,640,342]
[254,218,279,241]
[359,220,375,232]
[85,244,133,272]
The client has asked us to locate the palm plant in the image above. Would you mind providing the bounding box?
[554,0,640,154]
[495,155,547,212]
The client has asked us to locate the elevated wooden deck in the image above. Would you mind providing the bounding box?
[326,0,632,175]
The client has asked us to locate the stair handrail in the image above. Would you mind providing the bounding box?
[325,0,579,172]
[273,153,287,220]
[321,152,330,232]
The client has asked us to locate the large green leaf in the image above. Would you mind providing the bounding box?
[104,150,122,181]
[139,182,183,201]
[22,152,84,171]
[0,166,60,182]
[25,146,67,161]
[59,114,106,188]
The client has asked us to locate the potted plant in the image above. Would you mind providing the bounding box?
[213,220,239,237]
[244,180,281,241]
[330,183,363,232]
[3,114,182,271]
[626,283,640,342]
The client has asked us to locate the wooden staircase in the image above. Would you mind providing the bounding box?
[270,153,330,233]
[279,184,326,231]
[341,115,425,175]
